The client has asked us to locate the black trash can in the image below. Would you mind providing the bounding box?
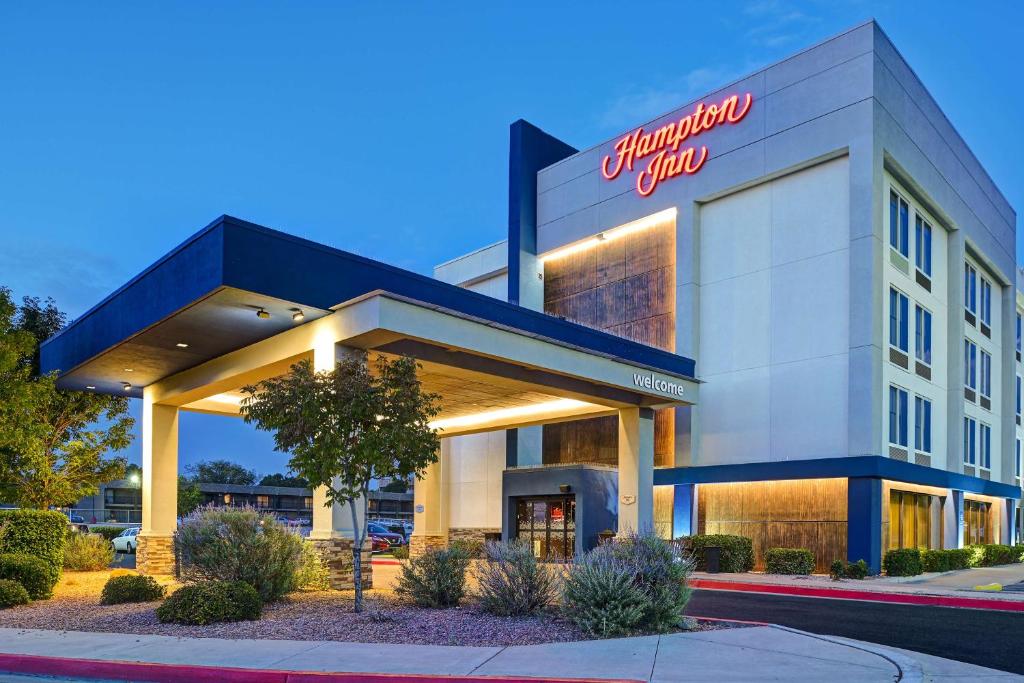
[705,545,722,573]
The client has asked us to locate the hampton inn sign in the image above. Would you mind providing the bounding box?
[601,92,753,196]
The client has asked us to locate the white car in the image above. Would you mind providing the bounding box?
[111,527,141,553]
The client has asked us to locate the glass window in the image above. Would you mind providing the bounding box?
[965,340,977,390]
[915,305,931,365]
[1016,438,1021,481]
[914,396,931,453]
[964,417,976,465]
[1017,375,1021,417]
[980,278,992,326]
[980,423,992,469]
[515,496,575,561]
[965,263,977,315]
[889,490,935,550]
[980,350,992,399]
[889,288,909,352]
[889,190,909,257]
[1017,312,1021,353]
[964,500,991,545]
[915,215,932,276]
[889,385,908,447]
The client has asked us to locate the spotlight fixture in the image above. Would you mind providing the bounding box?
[175,342,189,348]
[292,309,305,322]
[122,382,132,391]
[256,308,270,320]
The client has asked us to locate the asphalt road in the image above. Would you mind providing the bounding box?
[689,588,1024,675]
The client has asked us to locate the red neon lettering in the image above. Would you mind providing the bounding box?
[599,92,753,196]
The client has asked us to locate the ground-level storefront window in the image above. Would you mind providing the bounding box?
[964,499,992,545]
[515,496,575,561]
[888,490,940,550]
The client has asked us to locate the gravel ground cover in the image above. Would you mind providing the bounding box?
[0,571,743,646]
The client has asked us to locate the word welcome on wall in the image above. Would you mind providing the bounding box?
[601,93,753,197]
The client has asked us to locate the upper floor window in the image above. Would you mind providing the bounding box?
[915,215,932,277]
[915,305,932,365]
[979,423,992,470]
[980,277,992,327]
[1017,312,1022,354]
[914,395,931,454]
[889,385,908,448]
[889,190,909,258]
[965,263,977,316]
[1018,375,1022,417]
[1017,438,1021,481]
[964,417,977,465]
[980,349,992,399]
[889,288,909,353]
[965,339,977,390]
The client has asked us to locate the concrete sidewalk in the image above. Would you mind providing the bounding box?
[0,626,1015,682]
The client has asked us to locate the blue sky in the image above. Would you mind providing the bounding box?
[2,1,1021,475]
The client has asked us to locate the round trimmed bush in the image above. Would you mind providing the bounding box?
[64,533,114,571]
[101,574,166,605]
[883,548,922,577]
[845,559,869,579]
[0,579,30,608]
[683,534,754,572]
[764,548,815,575]
[0,553,54,599]
[156,581,261,625]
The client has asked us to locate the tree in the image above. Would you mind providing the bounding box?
[185,459,257,485]
[259,473,309,488]
[380,478,409,494]
[0,290,132,508]
[240,353,440,612]
[177,476,203,516]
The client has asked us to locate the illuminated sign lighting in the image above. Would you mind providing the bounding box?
[602,92,754,196]
[430,398,595,431]
[538,208,676,263]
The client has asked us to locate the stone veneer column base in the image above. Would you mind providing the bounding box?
[308,538,372,590]
[409,534,447,557]
[449,527,501,547]
[136,535,175,576]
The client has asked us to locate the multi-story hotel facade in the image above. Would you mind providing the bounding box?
[41,21,1018,579]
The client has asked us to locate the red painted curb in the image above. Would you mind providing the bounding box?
[0,653,642,683]
[372,558,402,566]
[690,578,1024,611]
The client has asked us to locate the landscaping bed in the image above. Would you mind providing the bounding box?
[0,571,741,646]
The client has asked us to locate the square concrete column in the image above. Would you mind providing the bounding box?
[944,490,965,548]
[138,390,178,575]
[411,442,447,556]
[847,477,882,573]
[618,407,654,535]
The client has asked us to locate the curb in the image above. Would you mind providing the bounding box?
[769,626,924,683]
[690,578,1024,612]
[0,653,643,683]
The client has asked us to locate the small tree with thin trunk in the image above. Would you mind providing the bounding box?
[239,352,440,611]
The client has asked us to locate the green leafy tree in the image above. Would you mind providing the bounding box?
[259,473,309,488]
[177,476,203,516]
[380,478,409,493]
[0,290,131,508]
[185,459,256,486]
[240,353,440,612]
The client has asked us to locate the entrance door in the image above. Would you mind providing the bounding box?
[515,496,576,561]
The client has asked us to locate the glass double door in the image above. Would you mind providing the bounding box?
[515,496,575,561]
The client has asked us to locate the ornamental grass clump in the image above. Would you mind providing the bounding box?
[395,546,469,608]
[475,540,560,616]
[562,531,693,637]
[63,533,114,571]
[174,506,303,602]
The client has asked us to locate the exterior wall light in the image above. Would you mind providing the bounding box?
[292,309,305,322]
[559,484,572,493]
[256,308,270,319]
[122,382,132,391]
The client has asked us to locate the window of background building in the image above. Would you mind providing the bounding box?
[915,215,932,278]
[889,490,935,550]
[965,340,977,391]
[890,288,909,353]
[256,495,270,508]
[890,190,909,258]
[980,277,992,328]
[980,349,992,400]
[964,417,977,465]
[915,305,931,365]
[965,263,977,318]
[889,385,908,447]
[980,423,992,470]
[914,395,931,454]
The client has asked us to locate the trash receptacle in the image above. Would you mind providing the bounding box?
[705,545,722,573]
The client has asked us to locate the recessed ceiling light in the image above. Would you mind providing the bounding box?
[176,342,189,348]
[85,386,96,390]
[292,310,304,322]
[123,368,134,372]
[256,308,270,320]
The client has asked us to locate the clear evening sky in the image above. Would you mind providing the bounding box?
[2,1,1021,476]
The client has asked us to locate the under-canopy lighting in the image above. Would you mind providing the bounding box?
[256,308,270,320]
[292,309,305,322]
[430,398,594,432]
[207,393,243,406]
[538,208,676,263]
[175,342,189,348]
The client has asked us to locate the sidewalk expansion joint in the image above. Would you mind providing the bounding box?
[467,645,508,676]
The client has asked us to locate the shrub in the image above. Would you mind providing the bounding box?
[683,535,753,573]
[829,560,845,581]
[63,533,114,571]
[978,544,1014,567]
[921,549,949,573]
[90,527,126,542]
[109,568,137,579]
[0,579,30,608]
[294,542,330,591]
[450,538,484,559]
[0,553,55,599]
[391,546,409,560]
[883,548,922,577]
[562,532,693,637]
[475,540,559,616]
[0,510,66,584]
[156,581,261,624]
[100,575,165,605]
[1014,544,1024,563]
[764,548,814,575]
[174,506,303,602]
[845,559,869,579]
[947,548,974,570]
[395,546,469,608]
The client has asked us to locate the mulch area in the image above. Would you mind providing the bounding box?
[0,571,744,647]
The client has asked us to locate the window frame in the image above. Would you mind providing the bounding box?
[914,395,932,454]
[889,287,909,354]
[964,416,977,465]
[980,277,992,327]
[965,339,977,390]
[980,349,992,399]
[979,422,992,470]
[889,189,910,258]
[914,213,932,278]
[965,262,977,316]
[889,385,909,448]
[914,304,932,366]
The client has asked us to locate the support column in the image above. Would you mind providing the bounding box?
[307,340,371,589]
[948,490,965,548]
[138,391,178,575]
[618,407,654,535]
[411,442,447,556]
[1004,499,1016,545]
[847,477,883,574]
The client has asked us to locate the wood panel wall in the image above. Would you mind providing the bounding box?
[542,220,676,467]
[653,485,674,540]
[697,479,848,574]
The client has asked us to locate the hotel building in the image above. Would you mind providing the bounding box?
[41,21,1019,580]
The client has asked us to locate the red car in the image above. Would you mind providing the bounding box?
[370,535,392,553]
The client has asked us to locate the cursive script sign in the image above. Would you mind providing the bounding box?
[601,92,753,196]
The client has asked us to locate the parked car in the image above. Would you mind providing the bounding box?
[369,535,392,553]
[367,522,405,547]
[111,527,141,553]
